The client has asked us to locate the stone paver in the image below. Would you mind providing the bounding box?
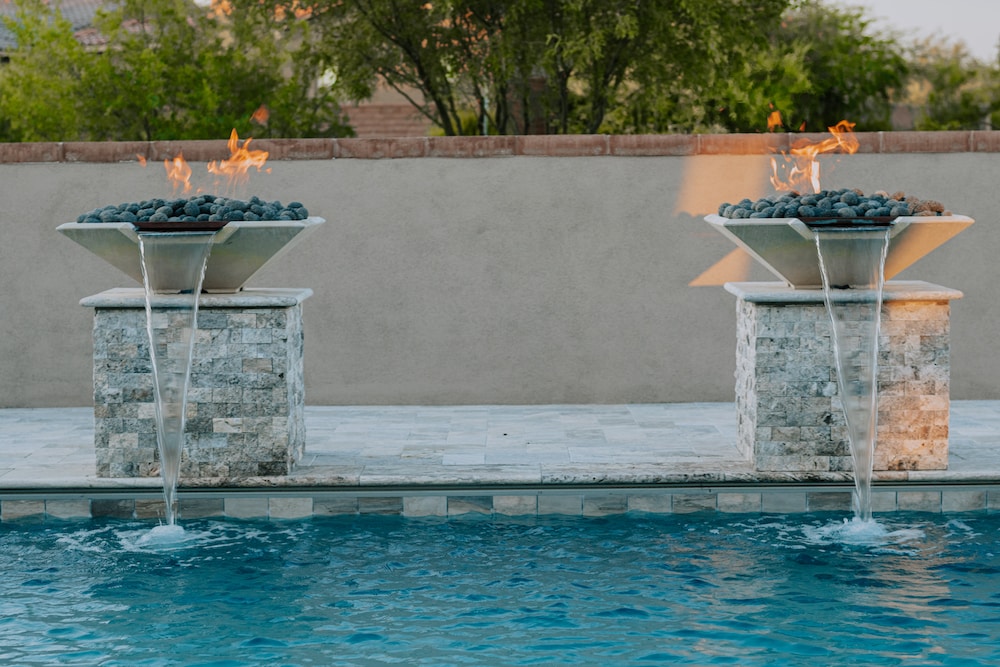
[0,402,999,490]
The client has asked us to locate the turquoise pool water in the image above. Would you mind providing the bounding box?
[2,512,999,666]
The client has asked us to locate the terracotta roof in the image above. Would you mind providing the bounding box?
[0,0,106,53]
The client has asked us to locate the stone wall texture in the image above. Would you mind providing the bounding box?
[91,291,306,478]
[734,285,954,472]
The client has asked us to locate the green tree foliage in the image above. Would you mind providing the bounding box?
[683,0,908,133]
[306,0,791,135]
[2,0,984,139]
[0,0,352,141]
[906,37,1000,131]
[0,0,88,141]
[772,1,907,132]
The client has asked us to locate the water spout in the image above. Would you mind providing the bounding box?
[815,227,891,521]
[137,232,216,525]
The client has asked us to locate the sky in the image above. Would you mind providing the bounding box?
[850,0,1000,62]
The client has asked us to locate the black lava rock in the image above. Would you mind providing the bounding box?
[716,189,949,223]
[78,196,310,224]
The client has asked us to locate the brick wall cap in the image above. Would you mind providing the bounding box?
[5,131,1000,163]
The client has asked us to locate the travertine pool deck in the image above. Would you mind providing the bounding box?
[2,402,1000,519]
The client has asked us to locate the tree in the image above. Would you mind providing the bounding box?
[906,37,1000,131]
[659,0,907,133]
[302,0,519,136]
[305,0,791,135]
[0,0,89,141]
[765,0,907,132]
[0,0,353,141]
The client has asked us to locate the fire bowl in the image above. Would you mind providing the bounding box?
[704,214,973,289]
[57,217,325,293]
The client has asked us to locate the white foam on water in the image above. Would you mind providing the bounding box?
[55,526,120,553]
[136,524,188,546]
[118,522,288,554]
[802,517,925,548]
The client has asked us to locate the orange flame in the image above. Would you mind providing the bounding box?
[769,120,859,194]
[250,104,270,126]
[766,109,783,132]
[207,129,270,192]
[164,152,193,194]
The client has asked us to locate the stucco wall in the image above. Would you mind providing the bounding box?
[0,133,996,407]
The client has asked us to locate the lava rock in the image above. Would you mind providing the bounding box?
[78,196,311,224]
[716,188,951,223]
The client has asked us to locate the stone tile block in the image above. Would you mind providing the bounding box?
[178,498,225,519]
[92,499,135,519]
[761,492,807,513]
[359,496,404,515]
[89,291,309,479]
[734,287,956,472]
[941,490,987,512]
[718,493,762,513]
[225,496,268,518]
[627,494,673,514]
[897,491,942,512]
[403,496,448,517]
[538,494,583,515]
[493,495,538,516]
[45,499,92,519]
[314,496,359,515]
[583,494,628,516]
[269,497,313,519]
[2,500,46,520]
[671,494,717,513]
[448,496,493,515]
[807,491,853,512]
[135,499,169,519]
[871,490,898,513]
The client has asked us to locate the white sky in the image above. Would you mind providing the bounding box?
[848,0,1000,62]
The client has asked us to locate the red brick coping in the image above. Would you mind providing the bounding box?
[3,131,1000,163]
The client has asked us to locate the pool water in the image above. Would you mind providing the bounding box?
[2,512,1000,666]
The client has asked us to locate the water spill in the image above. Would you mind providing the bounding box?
[814,227,891,521]
[137,232,216,525]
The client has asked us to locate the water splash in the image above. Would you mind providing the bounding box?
[801,517,924,547]
[137,232,215,525]
[815,227,891,521]
[135,524,189,548]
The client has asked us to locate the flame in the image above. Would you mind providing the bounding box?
[137,154,147,167]
[164,152,193,194]
[150,129,271,195]
[207,129,270,192]
[250,104,270,126]
[766,109,783,132]
[769,120,859,194]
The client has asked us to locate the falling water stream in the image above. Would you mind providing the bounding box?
[137,231,216,526]
[814,226,892,522]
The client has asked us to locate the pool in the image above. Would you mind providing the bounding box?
[3,513,999,666]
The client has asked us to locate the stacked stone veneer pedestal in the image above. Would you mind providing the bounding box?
[727,281,962,472]
[83,288,311,478]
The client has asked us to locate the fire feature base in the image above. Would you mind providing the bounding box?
[726,281,962,472]
[82,288,311,478]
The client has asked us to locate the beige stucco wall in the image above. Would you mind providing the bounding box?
[0,134,996,407]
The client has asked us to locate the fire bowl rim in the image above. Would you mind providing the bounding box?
[704,213,974,289]
[57,216,326,293]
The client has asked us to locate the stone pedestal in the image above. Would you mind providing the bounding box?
[82,288,311,478]
[726,281,962,472]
